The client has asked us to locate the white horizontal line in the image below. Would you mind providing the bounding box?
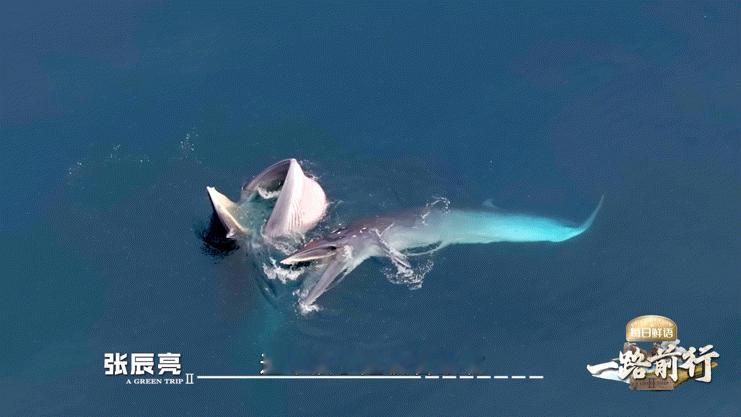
[493,376,509,379]
[511,375,527,379]
[459,375,474,379]
[476,375,492,379]
[529,375,544,379]
[424,375,439,379]
[197,375,421,380]
[441,375,457,379]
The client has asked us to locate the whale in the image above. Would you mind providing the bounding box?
[282,196,603,312]
[206,158,328,243]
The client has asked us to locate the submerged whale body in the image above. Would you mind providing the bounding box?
[282,197,604,312]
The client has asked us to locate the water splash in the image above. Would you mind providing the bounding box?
[295,291,322,315]
[256,186,281,200]
[261,257,305,284]
[177,129,200,162]
[421,196,450,224]
[382,255,434,290]
[375,226,435,290]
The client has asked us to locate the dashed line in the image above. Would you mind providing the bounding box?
[196,374,543,381]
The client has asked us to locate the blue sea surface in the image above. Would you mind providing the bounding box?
[1,1,739,416]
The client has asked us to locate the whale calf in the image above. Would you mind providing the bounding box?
[206,158,328,243]
[282,197,603,312]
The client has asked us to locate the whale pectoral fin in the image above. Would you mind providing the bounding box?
[206,186,247,239]
[280,244,337,265]
[374,236,411,268]
[298,256,352,311]
[369,230,411,268]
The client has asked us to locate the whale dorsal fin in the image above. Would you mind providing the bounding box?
[482,199,502,211]
[372,230,411,269]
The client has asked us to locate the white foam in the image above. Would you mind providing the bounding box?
[261,257,305,284]
[256,186,281,200]
[382,254,434,290]
[421,196,450,224]
[295,290,322,315]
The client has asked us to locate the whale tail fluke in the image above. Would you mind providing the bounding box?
[560,195,604,241]
[577,195,604,235]
[541,195,604,242]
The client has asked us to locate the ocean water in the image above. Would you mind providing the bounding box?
[1,1,739,416]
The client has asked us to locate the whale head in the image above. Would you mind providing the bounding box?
[207,158,328,242]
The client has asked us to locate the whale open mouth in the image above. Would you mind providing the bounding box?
[206,158,328,242]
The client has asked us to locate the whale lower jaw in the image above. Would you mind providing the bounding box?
[206,186,247,239]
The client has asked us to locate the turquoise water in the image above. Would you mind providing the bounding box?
[1,1,739,415]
